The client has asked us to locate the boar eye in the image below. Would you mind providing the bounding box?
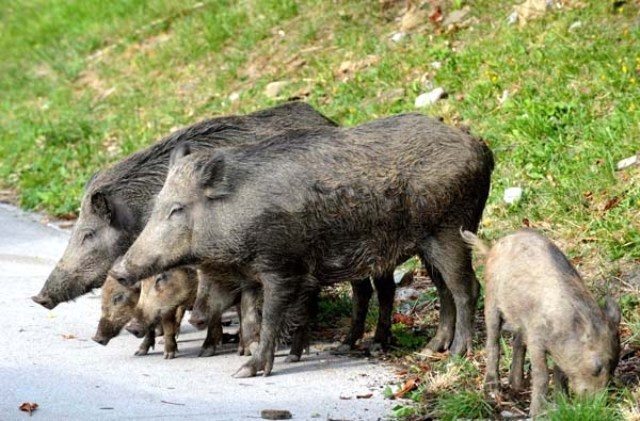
[112,293,125,304]
[155,273,168,288]
[593,360,603,376]
[82,231,95,244]
[168,204,184,219]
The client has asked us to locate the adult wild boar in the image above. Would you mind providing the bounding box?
[33,102,338,309]
[112,113,494,376]
[462,229,621,417]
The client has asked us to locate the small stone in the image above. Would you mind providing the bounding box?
[503,187,523,204]
[443,6,470,27]
[498,89,509,105]
[415,87,447,108]
[430,61,442,70]
[396,287,420,302]
[393,268,414,286]
[507,11,518,25]
[261,409,292,420]
[616,154,638,170]
[228,92,240,102]
[264,81,289,99]
[568,21,583,31]
[390,31,406,43]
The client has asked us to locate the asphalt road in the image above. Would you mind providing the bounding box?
[0,204,395,420]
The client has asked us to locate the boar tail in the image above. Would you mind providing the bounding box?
[460,229,490,257]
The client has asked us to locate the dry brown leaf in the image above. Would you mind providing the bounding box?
[392,313,415,326]
[603,196,621,212]
[394,377,419,399]
[61,334,77,340]
[356,393,373,399]
[19,402,38,416]
[428,7,443,23]
[522,218,531,227]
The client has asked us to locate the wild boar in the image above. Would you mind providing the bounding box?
[461,229,621,417]
[33,102,338,310]
[91,276,157,355]
[111,113,494,376]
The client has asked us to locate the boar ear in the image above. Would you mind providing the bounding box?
[198,154,231,199]
[170,143,193,167]
[90,192,134,231]
[603,295,621,326]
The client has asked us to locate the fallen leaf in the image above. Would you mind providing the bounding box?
[394,377,419,399]
[392,313,415,326]
[603,196,621,211]
[522,218,531,227]
[19,402,38,416]
[356,393,373,399]
[61,334,77,340]
[429,7,443,23]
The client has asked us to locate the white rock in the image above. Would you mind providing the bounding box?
[498,89,509,105]
[228,91,240,102]
[617,154,638,170]
[415,87,446,108]
[504,187,523,204]
[264,81,289,99]
[569,21,583,31]
[430,61,442,70]
[507,11,519,25]
[390,31,406,43]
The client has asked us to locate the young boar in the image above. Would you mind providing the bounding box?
[462,229,621,417]
[111,113,494,377]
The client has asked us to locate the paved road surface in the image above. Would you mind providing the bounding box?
[0,204,394,420]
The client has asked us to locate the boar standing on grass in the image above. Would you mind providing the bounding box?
[111,113,494,377]
[462,229,621,417]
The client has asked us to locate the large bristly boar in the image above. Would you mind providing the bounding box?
[462,229,621,417]
[33,102,338,309]
[111,113,494,376]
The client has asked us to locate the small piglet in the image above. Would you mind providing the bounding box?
[124,267,216,359]
[462,229,621,417]
[93,276,161,356]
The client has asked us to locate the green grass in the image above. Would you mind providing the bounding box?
[435,389,494,420]
[547,391,621,421]
[2,0,639,418]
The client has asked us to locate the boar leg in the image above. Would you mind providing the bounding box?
[371,273,396,352]
[161,311,179,359]
[553,364,568,394]
[240,285,262,356]
[135,325,156,356]
[421,231,477,356]
[528,344,549,417]
[334,279,373,353]
[199,313,223,357]
[287,286,320,362]
[235,272,308,378]
[509,332,527,392]
[483,301,502,391]
[420,261,456,353]
[174,305,186,337]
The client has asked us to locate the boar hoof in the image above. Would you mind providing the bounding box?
[199,346,216,358]
[449,337,473,357]
[135,349,150,356]
[368,342,385,356]
[284,354,301,363]
[234,364,257,378]
[164,351,176,359]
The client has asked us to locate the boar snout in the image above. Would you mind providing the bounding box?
[189,310,208,330]
[92,335,110,346]
[31,293,56,310]
[125,320,146,338]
